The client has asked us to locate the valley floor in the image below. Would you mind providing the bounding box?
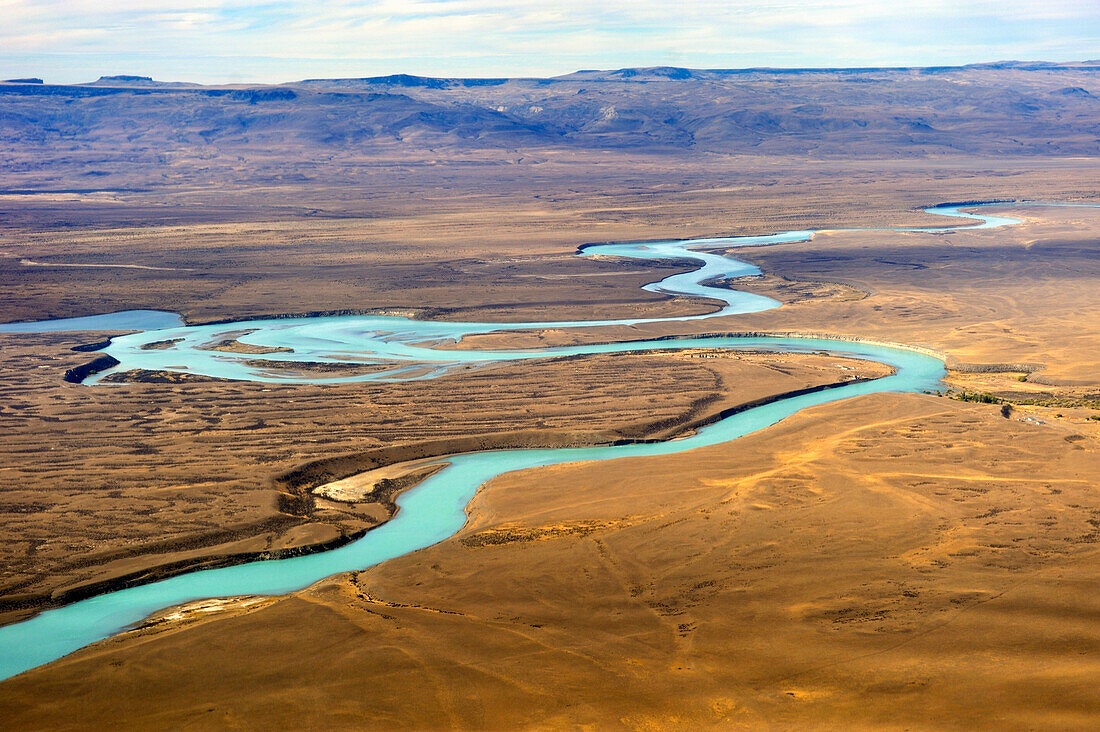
[1,159,1098,728]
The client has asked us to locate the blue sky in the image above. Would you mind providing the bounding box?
[1,0,1098,84]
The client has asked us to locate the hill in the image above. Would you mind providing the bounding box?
[0,63,1097,192]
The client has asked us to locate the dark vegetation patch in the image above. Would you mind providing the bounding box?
[63,355,120,384]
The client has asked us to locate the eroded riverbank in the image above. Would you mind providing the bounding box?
[0,203,1062,681]
[0,336,946,680]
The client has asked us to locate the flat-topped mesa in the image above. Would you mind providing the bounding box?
[300,74,509,89]
[4,65,1100,157]
[92,75,154,84]
[82,75,202,89]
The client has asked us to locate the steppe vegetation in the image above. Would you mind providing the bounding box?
[1,64,1098,727]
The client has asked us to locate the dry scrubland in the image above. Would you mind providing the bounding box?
[1,158,1097,326]
[0,336,884,624]
[2,393,1097,729]
[1,64,1099,728]
[458,203,1100,385]
[1,194,1097,727]
[2,183,1099,727]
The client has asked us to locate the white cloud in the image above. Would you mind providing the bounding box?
[0,0,1097,81]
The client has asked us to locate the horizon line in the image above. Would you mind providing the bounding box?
[4,58,1100,88]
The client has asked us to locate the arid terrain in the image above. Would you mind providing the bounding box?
[1,64,1098,728]
[0,336,888,625]
[3,393,1096,729]
[459,204,1100,383]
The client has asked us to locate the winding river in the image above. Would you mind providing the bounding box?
[0,204,1032,680]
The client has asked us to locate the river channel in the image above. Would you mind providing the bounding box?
[0,204,1031,680]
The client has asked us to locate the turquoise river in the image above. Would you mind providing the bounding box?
[0,203,1046,680]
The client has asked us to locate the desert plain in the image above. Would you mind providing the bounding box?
[0,65,1098,728]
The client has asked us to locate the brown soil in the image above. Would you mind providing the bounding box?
[458,204,1100,389]
[1,152,1098,726]
[139,338,183,350]
[4,393,1096,729]
[2,159,1096,328]
[0,333,884,625]
[197,333,293,355]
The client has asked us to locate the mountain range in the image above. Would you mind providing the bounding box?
[1,62,1097,198]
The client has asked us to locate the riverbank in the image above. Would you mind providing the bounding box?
[0,335,942,681]
[1,201,1096,725]
[4,201,1095,632]
[0,369,882,626]
[0,339,888,628]
[4,158,1095,328]
[7,390,1096,727]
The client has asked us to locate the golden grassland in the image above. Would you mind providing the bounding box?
[2,393,1096,729]
[1,156,1096,325]
[0,333,881,625]
[458,203,1100,386]
[0,159,1098,727]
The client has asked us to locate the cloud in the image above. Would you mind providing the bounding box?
[1,0,1097,82]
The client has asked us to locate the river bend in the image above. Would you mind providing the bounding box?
[0,203,1040,680]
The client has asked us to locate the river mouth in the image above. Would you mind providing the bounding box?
[0,203,1035,680]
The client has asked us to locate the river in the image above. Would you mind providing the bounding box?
[0,203,1034,680]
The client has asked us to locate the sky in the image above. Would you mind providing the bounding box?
[1,0,1098,84]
